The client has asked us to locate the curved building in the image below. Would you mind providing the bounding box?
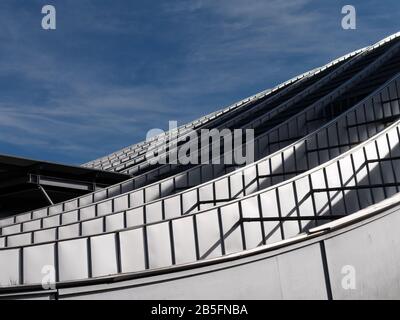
[1,33,400,299]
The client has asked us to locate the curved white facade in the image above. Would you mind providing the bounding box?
[2,32,400,300]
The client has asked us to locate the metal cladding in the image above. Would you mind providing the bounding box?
[2,33,400,299]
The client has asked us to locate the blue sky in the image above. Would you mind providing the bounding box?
[0,0,398,165]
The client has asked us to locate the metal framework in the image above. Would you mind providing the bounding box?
[1,33,400,299]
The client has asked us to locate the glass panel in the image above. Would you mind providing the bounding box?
[364,143,378,161]
[270,154,284,184]
[130,190,144,207]
[307,143,319,169]
[198,184,213,202]
[351,150,367,186]
[311,170,326,190]
[347,112,358,143]
[114,195,128,213]
[313,189,330,217]
[283,147,296,174]
[160,179,174,197]
[196,210,221,260]
[119,228,145,273]
[172,217,196,265]
[106,213,124,232]
[368,158,383,185]
[80,206,96,220]
[388,128,400,157]
[260,190,282,244]
[145,184,160,202]
[82,218,103,236]
[241,196,259,218]
[2,224,21,236]
[97,200,112,216]
[329,190,347,216]
[268,129,278,145]
[16,213,31,223]
[260,190,278,218]
[243,218,263,250]
[34,229,57,244]
[58,223,80,240]
[355,105,368,140]
[8,233,31,247]
[23,244,55,285]
[121,180,133,194]
[108,185,120,198]
[33,209,47,220]
[64,200,78,212]
[282,220,300,240]
[164,196,181,220]
[243,166,258,194]
[0,217,14,227]
[230,172,244,198]
[258,161,271,190]
[279,123,289,141]
[278,183,301,239]
[263,221,282,245]
[278,184,297,218]
[94,189,107,203]
[327,120,340,145]
[0,249,20,286]
[326,163,341,188]
[43,215,60,228]
[199,202,216,211]
[91,234,118,277]
[188,168,201,186]
[182,190,198,215]
[147,222,172,269]
[126,207,144,227]
[79,194,92,206]
[201,165,213,182]
[376,134,390,158]
[220,203,242,255]
[215,178,229,200]
[257,160,270,176]
[61,210,78,225]
[258,135,269,155]
[175,173,188,189]
[318,128,329,148]
[339,156,356,187]
[58,238,89,282]
[23,220,41,232]
[145,201,163,224]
